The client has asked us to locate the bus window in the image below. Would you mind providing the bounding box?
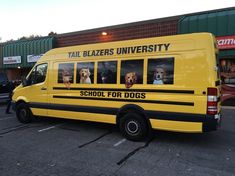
[25,63,48,86]
[147,58,174,85]
[77,62,94,84]
[35,64,48,84]
[58,63,74,85]
[121,59,143,88]
[97,61,117,84]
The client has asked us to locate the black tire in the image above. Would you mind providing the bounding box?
[119,113,148,141]
[16,103,33,123]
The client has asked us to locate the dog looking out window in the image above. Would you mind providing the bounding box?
[153,67,165,84]
[79,68,91,84]
[125,72,137,88]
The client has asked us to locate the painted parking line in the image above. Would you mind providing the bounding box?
[38,126,56,132]
[38,123,63,132]
[113,138,126,147]
[0,117,15,121]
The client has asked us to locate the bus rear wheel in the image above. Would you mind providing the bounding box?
[16,103,33,123]
[119,113,148,141]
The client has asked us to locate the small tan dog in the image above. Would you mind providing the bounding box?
[80,68,91,84]
[153,67,165,84]
[62,68,72,88]
[125,72,137,88]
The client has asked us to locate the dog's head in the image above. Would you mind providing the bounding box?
[80,68,90,79]
[62,68,71,83]
[125,72,137,88]
[62,68,70,77]
[154,67,165,81]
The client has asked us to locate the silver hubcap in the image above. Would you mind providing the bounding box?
[126,120,139,134]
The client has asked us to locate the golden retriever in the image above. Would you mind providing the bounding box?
[153,67,165,84]
[125,72,137,88]
[80,68,91,84]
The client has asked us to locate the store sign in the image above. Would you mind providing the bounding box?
[3,56,21,65]
[27,54,43,63]
[216,35,235,50]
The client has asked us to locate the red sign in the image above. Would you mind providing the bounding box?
[216,35,235,50]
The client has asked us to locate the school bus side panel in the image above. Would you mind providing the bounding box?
[47,61,117,124]
[45,50,210,133]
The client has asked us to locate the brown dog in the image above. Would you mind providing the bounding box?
[62,68,72,88]
[125,72,137,88]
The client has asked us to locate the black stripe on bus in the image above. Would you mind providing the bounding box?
[146,110,205,122]
[28,102,205,122]
[53,87,194,94]
[29,102,117,115]
[53,95,194,106]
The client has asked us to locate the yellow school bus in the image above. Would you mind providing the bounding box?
[12,33,221,141]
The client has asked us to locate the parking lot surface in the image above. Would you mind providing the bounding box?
[0,105,235,176]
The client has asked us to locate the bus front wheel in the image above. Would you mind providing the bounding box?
[119,113,148,141]
[16,103,33,123]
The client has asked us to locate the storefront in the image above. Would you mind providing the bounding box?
[2,37,54,82]
[216,36,235,105]
[178,8,235,105]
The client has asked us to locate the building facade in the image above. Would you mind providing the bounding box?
[55,17,179,47]
[1,7,235,104]
[2,37,54,81]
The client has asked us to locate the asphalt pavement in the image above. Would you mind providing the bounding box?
[0,105,235,176]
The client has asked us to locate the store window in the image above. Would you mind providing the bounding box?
[97,61,117,84]
[121,59,143,88]
[220,59,235,84]
[147,58,174,84]
[77,62,94,84]
[58,63,74,86]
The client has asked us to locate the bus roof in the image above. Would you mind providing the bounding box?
[40,33,215,62]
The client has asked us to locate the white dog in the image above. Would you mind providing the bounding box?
[80,68,91,84]
[153,67,165,84]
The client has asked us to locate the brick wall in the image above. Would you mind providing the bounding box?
[55,19,179,47]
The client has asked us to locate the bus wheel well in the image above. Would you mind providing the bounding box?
[16,100,27,106]
[116,104,149,126]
